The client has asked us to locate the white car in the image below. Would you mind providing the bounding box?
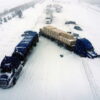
[45,17,52,24]
[45,14,53,24]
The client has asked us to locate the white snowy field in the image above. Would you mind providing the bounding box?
[83,0,100,5]
[0,0,100,100]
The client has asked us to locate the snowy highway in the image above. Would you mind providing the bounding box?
[0,0,100,100]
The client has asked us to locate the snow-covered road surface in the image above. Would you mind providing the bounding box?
[0,1,100,100]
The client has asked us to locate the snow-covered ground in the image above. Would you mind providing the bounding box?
[82,0,100,5]
[0,0,100,100]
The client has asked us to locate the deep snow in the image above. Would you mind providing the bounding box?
[0,0,100,100]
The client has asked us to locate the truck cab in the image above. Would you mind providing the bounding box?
[74,38,98,58]
[0,56,23,88]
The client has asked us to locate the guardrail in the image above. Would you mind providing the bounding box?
[0,0,41,24]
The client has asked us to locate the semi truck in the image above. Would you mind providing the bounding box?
[39,26,99,58]
[0,31,39,88]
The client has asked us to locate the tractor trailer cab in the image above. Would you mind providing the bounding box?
[0,56,23,88]
[74,38,98,58]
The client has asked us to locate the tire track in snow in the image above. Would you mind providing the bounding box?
[81,2,100,14]
[62,9,100,99]
[16,0,48,93]
[81,58,100,100]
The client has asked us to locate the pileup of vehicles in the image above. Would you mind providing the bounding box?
[39,26,100,58]
[0,31,39,88]
[45,4,62,24]
[0,26,99,89]
[0,1,100,91]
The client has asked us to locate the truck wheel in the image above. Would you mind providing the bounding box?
[37,37,39,42]
[13,78,17,85]
[34,43,36,46]
[58,42,62,47]
[51,38,55,41]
